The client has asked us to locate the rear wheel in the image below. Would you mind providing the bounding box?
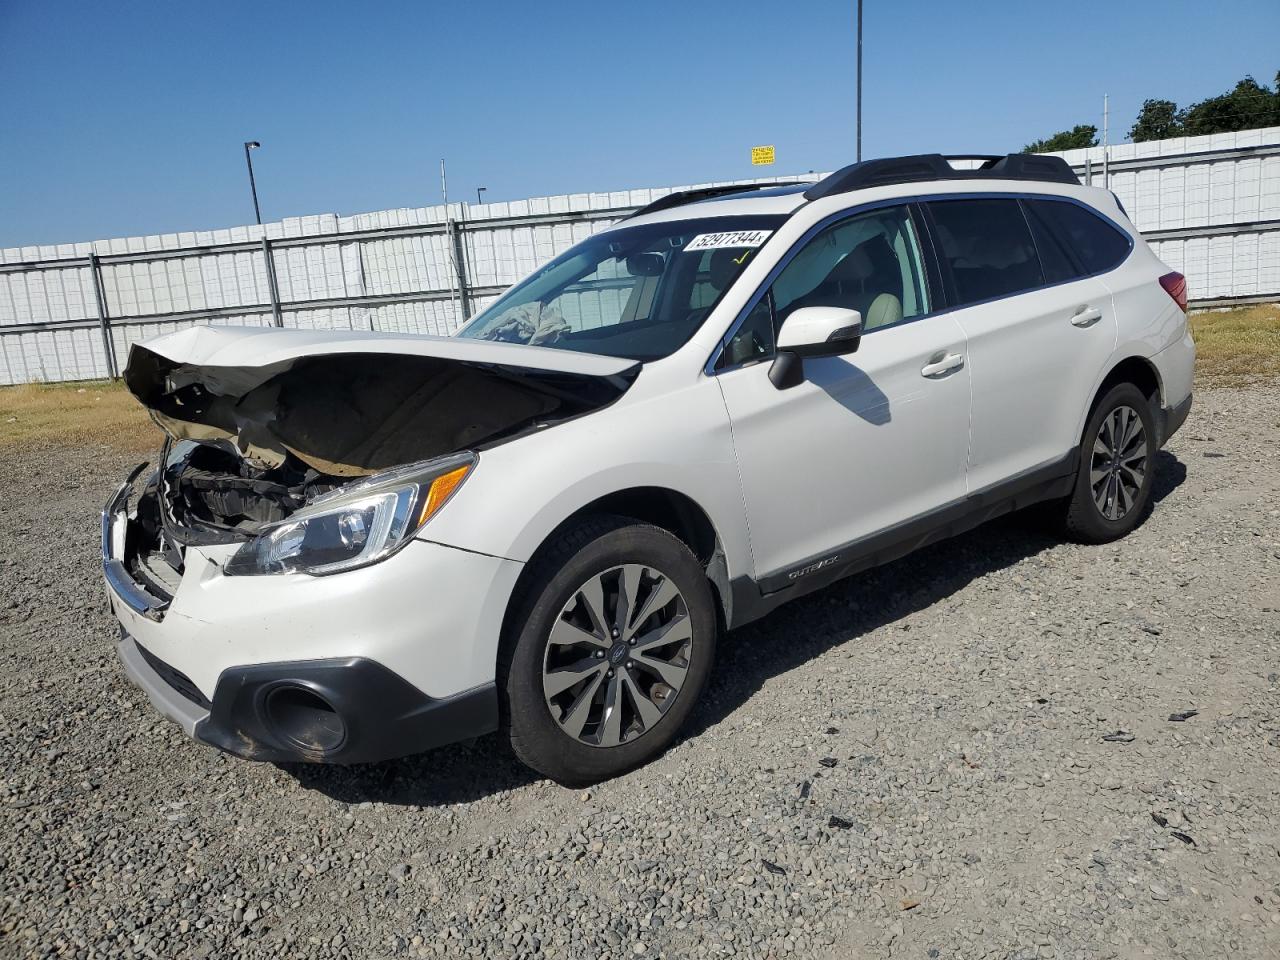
[1061,382,1155,543]
[499,516,717,785]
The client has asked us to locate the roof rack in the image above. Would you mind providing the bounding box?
[625,182,806,220]
[803,153,1079,201]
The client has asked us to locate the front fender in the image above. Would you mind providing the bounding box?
[419,377,752,584]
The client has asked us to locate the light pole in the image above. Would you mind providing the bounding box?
[243,141,262,225]
[855,0,863,162]
[476,186,487,205]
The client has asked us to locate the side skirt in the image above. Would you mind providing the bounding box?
[727,452,1078,628]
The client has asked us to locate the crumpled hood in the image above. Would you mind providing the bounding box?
[125,325,641,476]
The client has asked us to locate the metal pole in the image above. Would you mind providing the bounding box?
[476,187,487,205]
[89,253,117,379]
[244,141,262,225]
[261,237,282,327]
[856,0,863,162]
[440,159,460,326]
[452,218,472,323]
[1102,94,1110,188]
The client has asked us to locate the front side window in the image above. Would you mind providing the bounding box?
[719,204,931,368]
[926,198,1044,306]
[457,215,785,361]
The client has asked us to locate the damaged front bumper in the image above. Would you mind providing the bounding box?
[103,469,169,621]
[114,631,498,764]
[102,477,522,764]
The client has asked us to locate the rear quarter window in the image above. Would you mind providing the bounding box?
[1023,198,1131,276]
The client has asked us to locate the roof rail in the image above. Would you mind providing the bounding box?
[803,153,1079,201]
[625,182,805,220]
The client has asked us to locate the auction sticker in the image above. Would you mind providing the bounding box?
[684,230,772,251]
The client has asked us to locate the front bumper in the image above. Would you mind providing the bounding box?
[117,632,497,763]
[103,475,521,764]
[118,629,208,737]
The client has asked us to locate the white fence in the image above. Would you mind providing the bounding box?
[2,126,1277,385]
[1061,127,1280,309]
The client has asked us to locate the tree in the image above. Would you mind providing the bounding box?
[1128,70,1280,142]
[1022,124,1099,154]
[1180,73,1280,136]
[1130,99,1182,142]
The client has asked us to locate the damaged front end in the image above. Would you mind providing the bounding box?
[106,326,641,606]
[160,439,332,539]
[114,441,480,598]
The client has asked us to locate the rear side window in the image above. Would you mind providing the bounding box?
[925,199,1044,306]
[1023,198,1130,276]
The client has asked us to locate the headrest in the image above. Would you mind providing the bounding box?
[828,243,874,284]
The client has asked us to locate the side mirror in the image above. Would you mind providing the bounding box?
[770,306,862,389]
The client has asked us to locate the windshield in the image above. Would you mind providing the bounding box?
[457,215,786,361]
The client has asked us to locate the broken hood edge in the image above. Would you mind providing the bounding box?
[125,325,642,475]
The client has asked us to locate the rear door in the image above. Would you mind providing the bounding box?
[923,196,1121,492]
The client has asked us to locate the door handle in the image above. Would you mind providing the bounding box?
[921,352,965,378]
[1071,305,1103,327]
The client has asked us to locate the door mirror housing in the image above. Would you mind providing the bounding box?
[769,307,863,389]
[776,307,863,358]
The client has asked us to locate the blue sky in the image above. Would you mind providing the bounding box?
[1,0,1276,248]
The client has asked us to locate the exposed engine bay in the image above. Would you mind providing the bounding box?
[116,442,343,601]
[161,440,338,533]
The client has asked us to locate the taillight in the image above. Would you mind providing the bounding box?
[1159,271,1187,312]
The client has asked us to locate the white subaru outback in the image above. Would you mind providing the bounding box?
[104,153,1194,784]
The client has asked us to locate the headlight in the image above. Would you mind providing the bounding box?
[224,452,476,576]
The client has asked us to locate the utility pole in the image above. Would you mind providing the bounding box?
[244,141,262,224]
[1102,93,1110,187]
[855,0,863,162]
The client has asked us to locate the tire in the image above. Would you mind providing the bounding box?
[1061,382,1157,544]
[498,515,718,785]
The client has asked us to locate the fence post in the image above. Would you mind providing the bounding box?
[88,253,118,379]
[448,218,472,324]
[262,237,283,327]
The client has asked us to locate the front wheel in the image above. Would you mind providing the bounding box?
[1061,382,1156,544]
[498,517,717,785]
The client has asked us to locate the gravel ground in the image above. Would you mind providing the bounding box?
[1,383,1278,960]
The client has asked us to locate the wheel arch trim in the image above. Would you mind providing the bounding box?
[499,485,738,645]
[1076,353,1164,446]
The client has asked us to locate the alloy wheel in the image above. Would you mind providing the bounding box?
[542,564,692,748]
[1090,404,1148,521]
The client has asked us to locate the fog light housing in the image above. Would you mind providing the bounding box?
[263,685,346,754]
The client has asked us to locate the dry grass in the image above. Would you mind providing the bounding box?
[0,305,1274,453]
[0,379,158,454]
[1190,302,1280,385]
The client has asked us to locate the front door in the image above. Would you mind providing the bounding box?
[714,204,972,585]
